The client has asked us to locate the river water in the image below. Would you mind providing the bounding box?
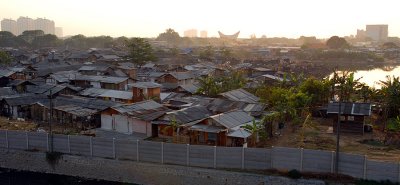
[0,168,136,185]
[339,65,400,89]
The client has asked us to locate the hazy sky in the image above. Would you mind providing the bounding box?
[1,0,399,38]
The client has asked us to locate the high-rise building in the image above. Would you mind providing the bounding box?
[1,19,18,35]
[55,27,63,37]
[200,30,207,38]
[17,16,35,35]
[356,29,366,39]
[1,16,59,36]
[184,29,198,38]
[366,25,388,42]
[35,18,55,35]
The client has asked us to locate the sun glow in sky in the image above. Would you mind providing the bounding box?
[1,0,399,38]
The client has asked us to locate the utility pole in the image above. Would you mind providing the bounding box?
[335,85,342,175]
[49,89,53,152]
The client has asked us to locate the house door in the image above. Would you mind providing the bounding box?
[101,114,113,130]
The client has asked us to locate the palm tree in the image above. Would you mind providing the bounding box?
[378,75,400,127]
[242,118,265,147]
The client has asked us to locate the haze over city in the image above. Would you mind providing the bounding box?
[1,0,399,38]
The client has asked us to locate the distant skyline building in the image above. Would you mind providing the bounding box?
[16,16,35,35]
[1,19,18,35]
[34,18,55,35]
[55,27,63,37]
[184,29,197,37]
[200,30,207,38]
[218,31,240,40]
[365,24,388,42]
[1,16,59,36]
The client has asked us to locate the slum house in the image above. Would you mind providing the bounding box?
[173,84,199,95]
[152,105,212,142]
[100,100,170,136]
[219,88,260,104]
[26,84,81,96]
[45,71,80,85]
[9,80,36,93]
[207,98,266,117]
[80,88,133,103]
[30,95,119,129]
[0,69,15,87]
[0,88,17,98]
[0,93,48,119]
[188,110,253,147]
[129,82,161,103]
[78,65,113,76]
[8,66,37,80]
[156,72,195,91]
[71,75,129,90]
[327,102,372,135]
[116,63,137,79]
[64,52,96,63]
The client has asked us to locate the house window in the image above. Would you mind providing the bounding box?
[208,133,217,141]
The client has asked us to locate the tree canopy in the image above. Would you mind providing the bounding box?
[326,36,349,49]
[0,51,12,65]
[126,37,157,67]
[156,28,181,44]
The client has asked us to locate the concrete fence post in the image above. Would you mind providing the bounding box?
[112,138,116,159]
[271,146,274,169]
[241,147,245,169]
[46,133,49,152]
[90,136,93,157]
[25,132,29,150]
[300,148,304,171]
[213,146,217,168]
[363,155,367,179]
[331,151,335,173]
[68,135,71,153]
[186,144,190,166]
[161,142,164,164]
[397,162,400,182]
[5,130,9,149]
[136,139,139,162]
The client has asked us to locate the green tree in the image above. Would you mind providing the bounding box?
[199,45,215,61]
[299,77,330,106]
[196,76,220,97]
[220,71,246,92]
[326,36,349,49]
[32,34,60,48]
[0,51,12,65]
[242,118,266,147]
[126,37,157,67]
[156,28,181,44]
[220,47,233,61]
[379,76,400,120]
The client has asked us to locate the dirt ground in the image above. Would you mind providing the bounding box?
[263,116,400,162]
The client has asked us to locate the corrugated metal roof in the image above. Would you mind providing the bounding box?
[98,90,132,100]
[129,82,161,89]
[0,69,15,77]
[74,75,128,84]
[210,110,254,129]
[159,105,211,125]
[177,84,199,94]
[111,100,170,121]
[327,102,371,116]
[227,128,251,138]
[189,124,224,133]
[220,88,259,103]
[54,104,98,117]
